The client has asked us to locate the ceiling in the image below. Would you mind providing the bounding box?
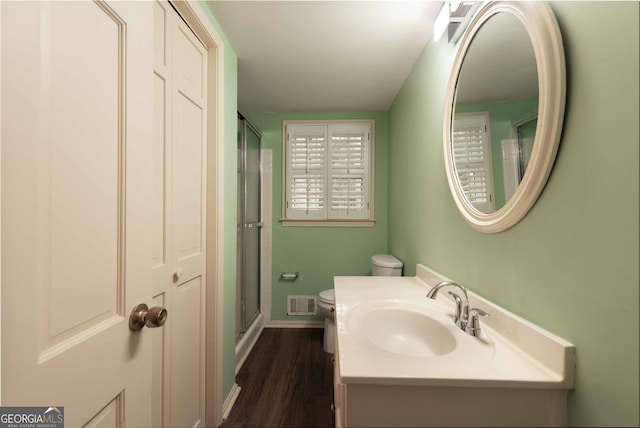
[205,1,443,113]
[455,11,537,105]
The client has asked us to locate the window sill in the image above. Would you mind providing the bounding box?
[280,219,375,228]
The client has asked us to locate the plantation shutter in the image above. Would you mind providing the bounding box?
[283,121,373,223]
[452,113,494,214]
[327,124,370,220]
[285,125,327,220]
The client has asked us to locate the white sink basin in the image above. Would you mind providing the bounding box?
[335,273,575,390]
[334,270,577,427]
[349,305,456,357]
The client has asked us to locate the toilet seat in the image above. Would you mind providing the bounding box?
[318,289,335,305]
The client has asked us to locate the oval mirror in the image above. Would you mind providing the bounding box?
[443,1,565,233]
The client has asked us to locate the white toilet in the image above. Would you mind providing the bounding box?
[318,254,403,353]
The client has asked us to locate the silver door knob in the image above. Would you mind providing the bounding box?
[129,303,168,331]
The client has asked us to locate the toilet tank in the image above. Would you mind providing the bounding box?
[371,254,403,276]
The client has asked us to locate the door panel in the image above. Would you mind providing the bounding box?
[152,0,172,294]
[151,2,207,426]
[153,72,169,273]
[154,1,167,69]
[173,29,205,285]
[170,17,206,427]
[171,277,203,427]
[174,92,204,264]
[243,125,262,325]
[236,118,243,337]
[237,119,261,334]
[48,0,122,340]
[1,1,153,426]
[175,25,205,100]
[82,395,122,428]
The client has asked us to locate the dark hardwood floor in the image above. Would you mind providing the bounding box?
[220,328,335,428]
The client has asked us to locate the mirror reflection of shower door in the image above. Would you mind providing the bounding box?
[237,114,261,336]
[517,118,537,178]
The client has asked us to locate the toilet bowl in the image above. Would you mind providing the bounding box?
[318,254,403,353]
[318,289,335,353]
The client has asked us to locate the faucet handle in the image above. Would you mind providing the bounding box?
[466,307,490,337]
[470,307,489,316]
[447,291,465,328]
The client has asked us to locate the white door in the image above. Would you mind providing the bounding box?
[152,2,207,426]
[1,1,155,426]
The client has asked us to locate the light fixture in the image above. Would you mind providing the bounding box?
[448,1,480,44]
[433,3,450,42]
[433,1,481,44]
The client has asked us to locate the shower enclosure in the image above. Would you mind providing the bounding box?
[236,113,262,338]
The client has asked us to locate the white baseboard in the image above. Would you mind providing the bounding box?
[265,320,324,328]
[221,382,241,421]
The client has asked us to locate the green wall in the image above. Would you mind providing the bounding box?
[247,112,389,321]
[203,1,639,424]
[388,2,639,426]
[199,1,239,402]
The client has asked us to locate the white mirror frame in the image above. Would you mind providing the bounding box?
[443,1,565,233]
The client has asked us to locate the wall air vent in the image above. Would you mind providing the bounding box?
[287,295,317,316]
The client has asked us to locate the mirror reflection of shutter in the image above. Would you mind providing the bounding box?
[452,113,495,214]
[502,138,520,202]
[286,125,327,220]
[328,124,370,220]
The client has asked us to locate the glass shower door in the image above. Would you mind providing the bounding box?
[237,115,262,336]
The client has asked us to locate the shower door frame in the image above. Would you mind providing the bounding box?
[237,113,262,337]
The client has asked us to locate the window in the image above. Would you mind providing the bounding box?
[452,112,495,214]
[283,120,374,226]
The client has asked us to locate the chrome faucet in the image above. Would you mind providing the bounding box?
[426,281,489,337]
[447,290,468,330]
[425,280,465,299]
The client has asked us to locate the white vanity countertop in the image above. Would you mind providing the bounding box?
[334,265,576,389]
